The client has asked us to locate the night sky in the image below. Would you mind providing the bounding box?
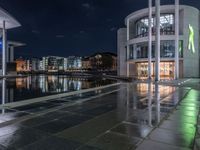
[0,0,200,58]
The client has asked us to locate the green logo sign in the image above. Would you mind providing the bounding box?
[188,24,195,54]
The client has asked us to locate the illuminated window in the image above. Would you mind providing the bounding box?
[135,14,174,38]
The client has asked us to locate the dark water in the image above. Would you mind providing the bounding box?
[0,75,116,103]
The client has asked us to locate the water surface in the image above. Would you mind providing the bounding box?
[0,75,116,103]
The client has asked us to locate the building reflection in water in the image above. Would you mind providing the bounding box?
[116,82,177,136]
[0,75,115,103]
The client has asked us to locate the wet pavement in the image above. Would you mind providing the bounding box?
[0,79,199,150]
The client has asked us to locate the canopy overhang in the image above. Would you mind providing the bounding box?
[0,7,21,29]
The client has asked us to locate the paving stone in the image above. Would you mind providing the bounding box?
[136,140,191,150]
[56,111,122,144]
[180,102,200,108]
[78,146,101,150]
[0,124,25,137]
[34,114,92,134]
[194,138,200,150]
[159,120,196,135]
[0,145,6,150]
[0,128,49,149]
[168,113,197,125]
[150,128,194,148]
[111,123,152,138]
[13,102,60,113]
[19,136,82,150]
[176,105,199,112]
[0,109,29,123]
[173,109,199,118]
[181,100,200,105]
[86,131,141,150]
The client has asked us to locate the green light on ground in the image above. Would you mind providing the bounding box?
[188,24,195,54]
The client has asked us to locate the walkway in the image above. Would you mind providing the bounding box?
[0,79,199,150]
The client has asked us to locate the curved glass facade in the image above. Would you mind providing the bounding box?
[135,14,174,38]
[129,40,183,60]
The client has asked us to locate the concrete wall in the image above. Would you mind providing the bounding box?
[182,6,200,77]
[117,28,127,76]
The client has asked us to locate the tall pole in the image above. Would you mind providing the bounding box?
[2,20,6,76]
[175,0,179,79]
[155,0,160,82]
[148,0,152,79]
[127,19,130,77]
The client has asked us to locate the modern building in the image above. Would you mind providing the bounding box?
[82,57,92,70]
[67,56,82,70]
[6,42,25,75]
[118,4,200,78]
[90,52,117,71]
[41,56,67,72]
[30,58,41,71]
[15,57,29,72]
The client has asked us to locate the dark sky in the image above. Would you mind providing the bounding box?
[0,0,200,58]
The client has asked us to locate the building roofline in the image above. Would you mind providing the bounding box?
[125,5,199,25]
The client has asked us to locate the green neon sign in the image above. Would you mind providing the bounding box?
[188,24,195,54]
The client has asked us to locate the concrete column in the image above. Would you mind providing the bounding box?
[133,44,137,59]
[6,45,9,63]
[127,18,130,41]
[2,21,7,76]
[127,19,130,77]
[127,46,130,77]
[148,0,152,79]
[10,46,14,62]
[155,0,160,81]
[175,0,179,79]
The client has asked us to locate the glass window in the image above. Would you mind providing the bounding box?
[160,41,175,58]
[135,14,174,38]
[134,40,177,59]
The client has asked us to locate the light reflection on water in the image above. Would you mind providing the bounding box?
[0,75,116,103]
[117,82,178,127]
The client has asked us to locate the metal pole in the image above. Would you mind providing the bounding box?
[155,0,160,81]
[148,0,152,79]
[2,21,6,76]
[175,0,179,79]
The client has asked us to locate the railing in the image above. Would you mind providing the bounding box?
[133,30,175,39]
